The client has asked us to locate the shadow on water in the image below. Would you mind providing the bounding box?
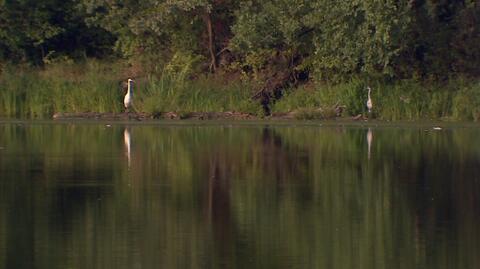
[0,123,480,269]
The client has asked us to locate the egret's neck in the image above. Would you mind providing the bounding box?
[368,89,371,99]
[127,82,133,95]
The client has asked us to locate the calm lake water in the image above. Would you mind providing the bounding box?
[0,122,479,269]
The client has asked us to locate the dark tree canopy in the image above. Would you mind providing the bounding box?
[0,0,478,79]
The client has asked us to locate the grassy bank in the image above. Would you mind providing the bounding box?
[0,61,259,118]
[0,62,123,118]
[1,62,480,121]
[275,78,480,121]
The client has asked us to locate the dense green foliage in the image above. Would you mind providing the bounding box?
[0,0,479,119]
[1,0,478,78]
[0,0,114,64]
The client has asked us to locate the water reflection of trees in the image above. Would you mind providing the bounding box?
[0,124,480,268]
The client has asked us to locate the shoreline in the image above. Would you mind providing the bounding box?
[50,111,371,122]
[52,111,261,121]
[1,113,478,129]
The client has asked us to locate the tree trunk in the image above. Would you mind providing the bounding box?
[204,10,217,73]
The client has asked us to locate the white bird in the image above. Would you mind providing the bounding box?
[366,86,373,113]
[124,78,134,112]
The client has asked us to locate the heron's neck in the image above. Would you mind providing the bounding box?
[127,82,133,95]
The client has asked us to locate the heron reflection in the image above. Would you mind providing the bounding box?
[367,128,373,160]
[124,128,131,168]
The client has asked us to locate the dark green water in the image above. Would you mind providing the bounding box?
[0,122,480,269]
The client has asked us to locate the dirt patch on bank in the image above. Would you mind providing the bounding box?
[52,111,259,121]
[51,107,359,121]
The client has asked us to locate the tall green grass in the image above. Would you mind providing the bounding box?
[0,61,258,118]
[273,78,480,121]
[137,75,258,114]
[1,61,480,121]
[0,61,123,118]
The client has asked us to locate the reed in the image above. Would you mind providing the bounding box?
[272,78,480,121]
[137,74,258,115]
[0,61,258,118]
[0,61,123,118]
[1,61,480,121]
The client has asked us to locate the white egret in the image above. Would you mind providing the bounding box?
[124,78,134,112]
[366,86,373,113]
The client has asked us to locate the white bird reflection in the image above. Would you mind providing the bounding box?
[124,128,131,168]
[367,128,373,160]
